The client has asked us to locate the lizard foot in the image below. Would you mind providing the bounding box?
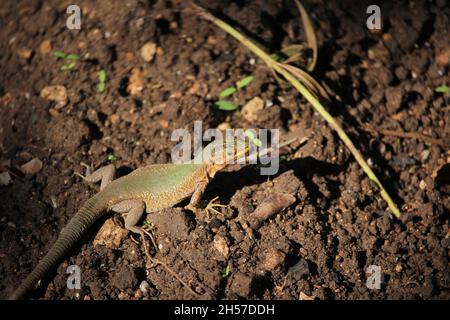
[205,196,226,219]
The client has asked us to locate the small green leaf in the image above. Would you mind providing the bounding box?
[245,129,256,140]
[222,265,232,278]
[219,87,237,97]
[245,129,262,147]
[97,82,105,93]
[65,54,80,61]
[53,51,67,59]
[98,70,107,83]
[435,85,450,93]
[61,61,77,71]
[214,100,238,111]
[107,154,119,162]
[236,75,254,89]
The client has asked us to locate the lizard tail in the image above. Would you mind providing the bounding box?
[9,194,108,300]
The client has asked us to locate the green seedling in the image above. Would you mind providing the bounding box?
[98,70,107,93]
[53,51,80,71]
[219,87,237,97]
[214,100,238,111]
[435,85,450,94]
[216,75,255,111]
[222,265,232,278]
[236,75,254,89]
[107,154,120,162]
[245,129,262,147]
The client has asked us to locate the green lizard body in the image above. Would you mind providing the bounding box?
[10,135,295,299]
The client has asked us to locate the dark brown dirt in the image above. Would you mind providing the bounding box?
[0,0,449,300]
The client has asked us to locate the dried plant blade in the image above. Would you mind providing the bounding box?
[295,0,317,72]
[188,2,401,218]
[279,63,330,100]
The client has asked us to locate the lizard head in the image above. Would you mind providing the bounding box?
[196,135,254,177]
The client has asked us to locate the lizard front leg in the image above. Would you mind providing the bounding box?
[184,179,209,214]
[76,163,116,191]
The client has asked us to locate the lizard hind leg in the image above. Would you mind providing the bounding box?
[76,163,116,191]
[110,199,146,235]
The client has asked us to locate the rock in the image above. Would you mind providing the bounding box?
[110,114,120,125]
[127,68,144,96]
[419,180,427,190]
[261,248,286,270]
[213,235,229,258]
[230,273,254,297]
[19,157,43,175]
[436,45,450,66]
[93,218,128,249]
[40,85,68,108]
[39,40,52,56]
[299,291,315,300]
[17,48,33,59]
[241,97,264,122]
[0,172,12,186]
[217,122,231,131]
[140,42,157,62]
[139,280,151,296]
[385,87,403,114]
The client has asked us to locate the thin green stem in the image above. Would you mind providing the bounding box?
[192,4,401,218]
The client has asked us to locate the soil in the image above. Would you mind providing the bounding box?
[0,0,449,300]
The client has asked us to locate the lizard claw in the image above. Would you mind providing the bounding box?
[205,196,226,218]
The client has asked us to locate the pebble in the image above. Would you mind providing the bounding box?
[0,172,12,186]
[19,157,43,175]
[241,97,264,122]
[40,85,68,108]
[213,235,229,258]
[93,218,128,249]
[39,40,52,56]
[419,180,427,190]
[140,42,157,62]
[261,248,286,270]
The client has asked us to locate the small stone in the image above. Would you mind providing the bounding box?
[93,218,128,249]
[139,280,150,296]
[230,273,253,297]
[207,35,217,45]
[140,42,157,62]
[419,180,427,190]
[299,292,315,300]
[217,122,231,131]
[395,264,402,273]
[421,150,430,162]
[48,108,60,117]
[0,172,12,186]
[17,48,33,59]
[118,292,129,300]
[127,68,144,96]
[213,235,229,258]
[241,97,264,122]
[19,158,43,175]
[436,45,450,66]
[40,85,68,108]
[110,114,120,125]
[261,248,286,270]
[39,40,52,56]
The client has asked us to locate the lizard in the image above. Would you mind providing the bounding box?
[9,134,298,300]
